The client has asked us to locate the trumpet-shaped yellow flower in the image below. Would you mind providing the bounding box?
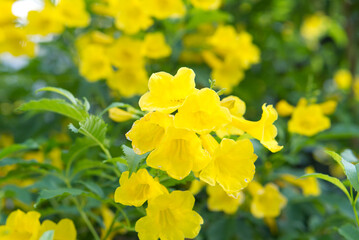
[114,0,153,34]
[26,4,64,36]
[139,67,196,113]
[288,103,330,136]
[109,108,137,122]
[207,25,238,55]
[174,88,232,134]
[282,166,321,196]
[126,112,174,154]
[207,184,244,214]
[143,32,172,59]
[249,182,287,218]
[142,0,186,19]
[0,210,41,240]
[200,136,257,198]
[0,1,16,27]
[319,100,337,115]
[107,36,145,68]
[79,45,113,82]
[114,169,168,207]
[56,0,90,28]
[107,67,148,97]
[334,69,352,90]
[191,0,222,10]
[147,127,210,180]
[38,219,76,240]
[232,104,283,153]
[135,191,203,240]
[276,100,294,117]
[0,26,35,57]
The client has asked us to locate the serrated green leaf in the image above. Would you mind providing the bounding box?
[338,223,359,240]
[35,188,87,207]
[0,140,38,159]
[301,173,350,201]
[342,149,358,163]
[37,87,77,105]
[18,99,88,121]
[122,145,148,175]
[78,115,107,145]
[39,230,54,240]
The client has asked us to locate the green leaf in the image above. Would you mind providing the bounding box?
[122,145,148,175]
[0,158,57,170]
[341,149,358,163]
[0,140,38,159]
[341,157,359,192]
[327,21,348,47]
[316,124,359,140]
[301,173,351,201]
[37,87,77,105]
[326,150,344,169]
[39,230,54,240]
[18,99,88,121]
[77,181,104,198]
[77,116,107,145]
[338,223,359,240]
[35,188,87,207]
[187,9,232,29]
[63,137,98,162]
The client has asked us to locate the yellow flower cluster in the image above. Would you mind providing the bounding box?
[282,166,321,196]
[76,32,171,97]
[300,12,330,48]
[276,98,336,136]
[0,209,76,240]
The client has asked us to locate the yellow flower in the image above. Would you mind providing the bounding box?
[109,108,137,122]
[48,148,63,170]
[174,88,232,134]
[334,69,352,90]
[139,67,196,113]
[126,111,174,154]
[300,12,330,47]
[24,151,45,163]
[232,104,283,153]
[288,103,330,136]
[319,100,337,115]
[26,3,64,36]
[76,31,114,54]
[38,219,76,240]
[207,25,238,55]
[107,67,148,97]
[275,100,294,117]
[147,127,210,180]
[79,45,113,82]
[200,135,257,198]
[0,209,41,240]
[0,0,16,27]
[143,32,172,59]
[114,169,168,207]
[56,0,90,28]
[0,26,36,57]
[207,184,244,214]
[190,0,222,10]
[282,166,320,196]
[135,191,203,240]
[231,31,260,69]
[249,182,287,218]
[107,36,145,68]
[189,179,206,195]
[113,0,153,34]
[142,0,186,19]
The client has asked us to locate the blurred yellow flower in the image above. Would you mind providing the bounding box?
[191,0,222,10]
[114,169,168,207]
[200,136,257,198]
[276,100,294,117]
[79,45,113,82]
[139,67,196,113]
[143,32,172,59]
[109,108,137,122]
[0,0,16,27]
[107,67,148,97]
[48,148,63,170]
[288,102,330,136]
[354,77,359,100]
[249,182,287,218]
[56,0,90,28]
[76,31,114,54]
[24,151,44,163]
[300,12,330,48]
[135,191,203,240]
[189,179,206,195]
[147,127,210,180]
[319,100,337,115]
[113,0,153,34]
[334,69,352,90]
[0,26,36,57]
[100,207,126,239]
[282,166,321,196]
[126,111,174,154]
[207,184,244,214]
[174,88,232,134]
[142,0,186,19]
[232,104,283,153]
[38,219,76,240]
[0,209,41,240]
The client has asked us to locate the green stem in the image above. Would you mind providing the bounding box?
[102,209,120,240]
